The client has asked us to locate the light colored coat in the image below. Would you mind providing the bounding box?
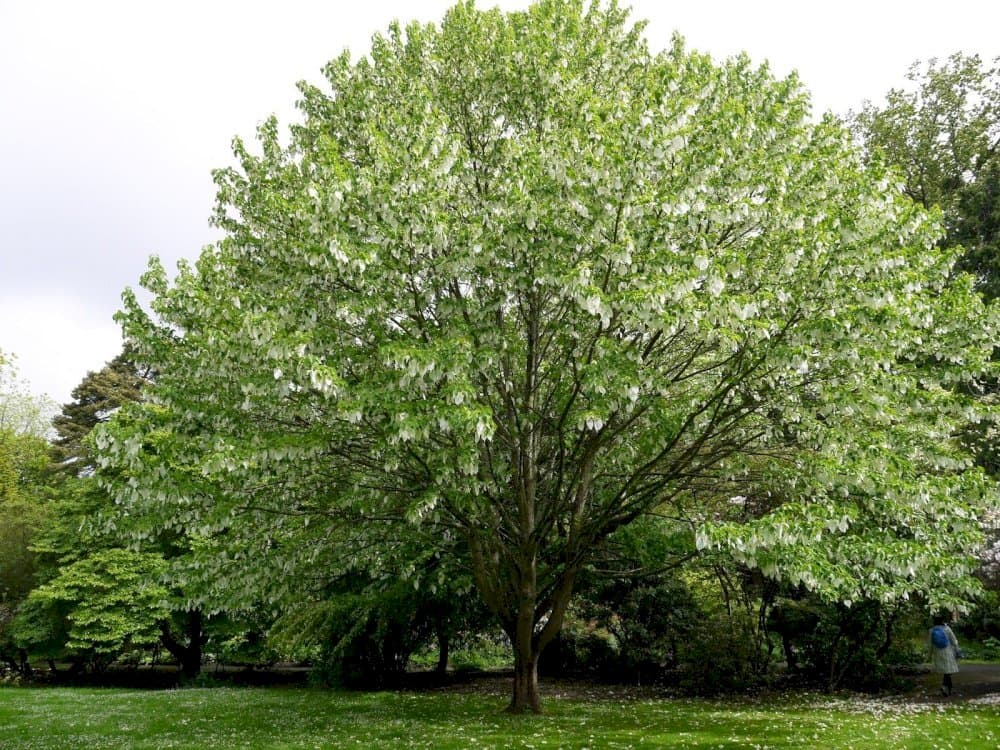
[928,624,960,675]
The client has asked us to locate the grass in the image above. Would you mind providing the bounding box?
[1,684,998,749]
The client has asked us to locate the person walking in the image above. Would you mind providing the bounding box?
[928,615,961,696]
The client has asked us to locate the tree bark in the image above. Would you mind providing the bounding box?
[505,564,579,713]
[18,648,31,677]
[435,627,450,676]
[781,631,798,672]
[160,609,205,679]
[467,527,580,713]
[507,550,542,714]
[509,649,541,714]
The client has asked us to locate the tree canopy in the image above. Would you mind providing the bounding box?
[97,0,999,711]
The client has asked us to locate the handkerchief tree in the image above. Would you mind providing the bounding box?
[97,0,998,712]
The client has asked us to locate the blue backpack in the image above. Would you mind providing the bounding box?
[931,626,949,649]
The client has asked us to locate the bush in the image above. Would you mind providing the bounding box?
[677,613,762,695]
[981,637,1000,661]
[272,573,484,689]
[445,631,511,672]
[958,590,1000,641]
[285,592,419,689]
[538,616,618,678]
[598,579,700,684]
[770,597,922,692]
[956,635,1000,662]
[542,561,778,693]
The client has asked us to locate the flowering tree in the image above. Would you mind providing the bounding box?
[98,0,998,711]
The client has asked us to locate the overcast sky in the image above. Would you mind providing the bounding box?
[2,0,998,405]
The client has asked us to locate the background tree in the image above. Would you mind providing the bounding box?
[0,430,50,675]
[99,0,999,712]
[850,53,1000,300]
[11,549,169,672]
[49,349,147,478]
[17,352,213,678]
[852,54,1000,636]
[0,352,56,438]
[0,354,55,674]
[270,560,482,689]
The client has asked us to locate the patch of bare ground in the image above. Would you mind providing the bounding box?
[905,662,1000,704]
[418,664,1000,707]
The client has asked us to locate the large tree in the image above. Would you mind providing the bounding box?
[98,1,998,711]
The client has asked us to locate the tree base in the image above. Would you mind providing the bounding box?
[505,699,543,715]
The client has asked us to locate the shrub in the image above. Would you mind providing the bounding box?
[538,615,618,678]
[770,597,922,692]
[981,636,1000,661]
[677,612,761,694]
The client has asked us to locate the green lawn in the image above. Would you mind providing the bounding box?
[0,685,997,749]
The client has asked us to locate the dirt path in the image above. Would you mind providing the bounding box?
[908,662,1000,703]
[430,666,1000,706]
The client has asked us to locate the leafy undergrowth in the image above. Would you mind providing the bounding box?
[0,685,998,749]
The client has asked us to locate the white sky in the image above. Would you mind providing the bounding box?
[2,0,998,405]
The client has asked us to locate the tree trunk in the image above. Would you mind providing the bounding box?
[1,653,19,674]
[876,607,898,661]
[506,554,543,714]
[181,609,205,679]
[826,629,844,693]
[18,648,31,677]
[509,650,541,714]
[505,568,578,713]
[467,533,579,714]
[160,609,205,679]
[435,627,449,676]
[781,632,798,672]
[506,600,537,712]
